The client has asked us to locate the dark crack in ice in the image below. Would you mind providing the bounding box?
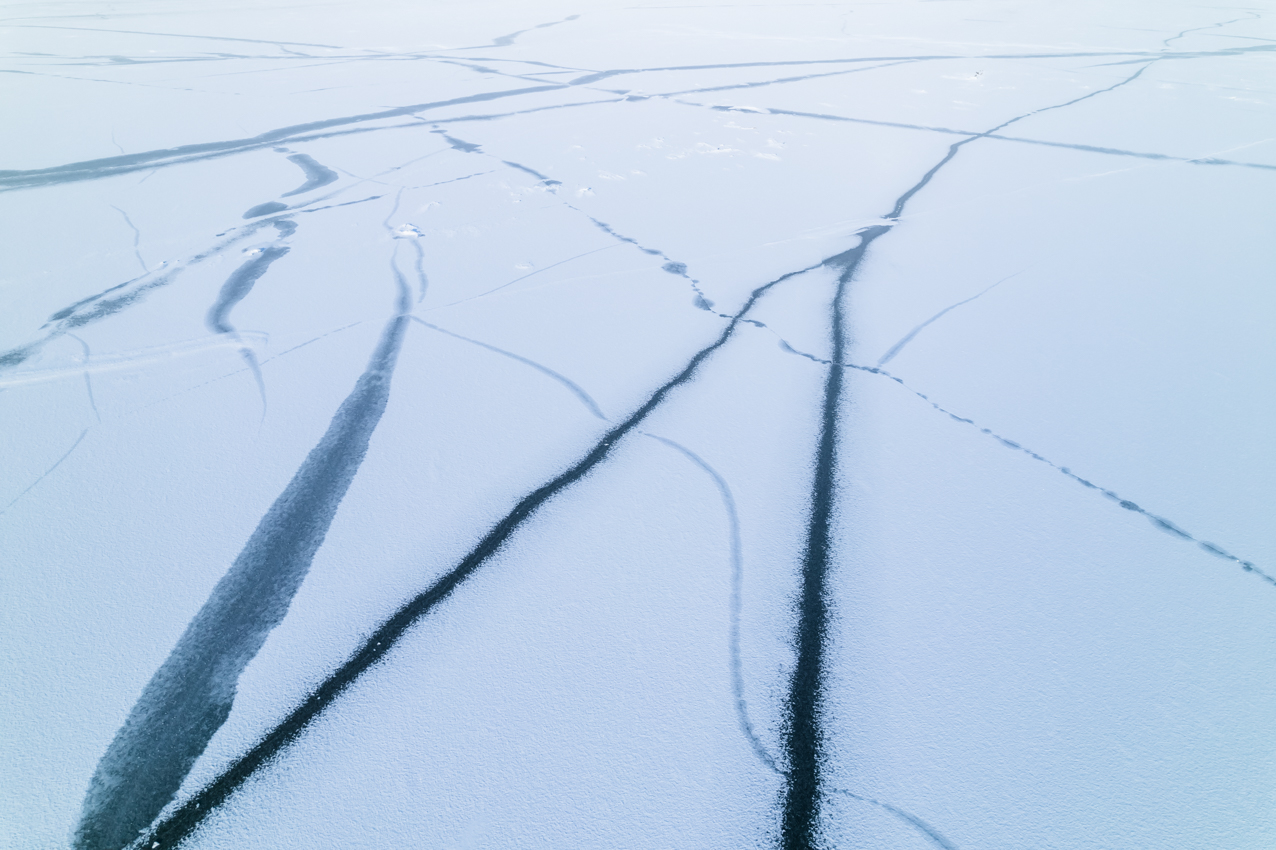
[75,249,412,850]
[777,337,1274,589]
[137,253,832,850]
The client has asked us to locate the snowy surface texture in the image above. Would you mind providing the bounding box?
[2,1,1275,848]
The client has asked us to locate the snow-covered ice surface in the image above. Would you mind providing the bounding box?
[2,1,1275,848]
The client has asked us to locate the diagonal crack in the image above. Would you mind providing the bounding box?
[877,270,1026,366]
[776,337,1273,588]
[134,252,830,850]
[0,85,566,192]
[75,237,413,850]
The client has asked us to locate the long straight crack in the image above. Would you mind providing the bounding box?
[777,61,1169,846]
[781,227,890,850]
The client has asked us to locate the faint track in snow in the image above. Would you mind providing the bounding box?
[65,333,102,423]
[0,334,269,391]
[647,59,917,99]
[426,244,614,309]
[109,205,148,273]
[640,433,781,774]
[3,23,347,50]
[876,270,1026,366]
[828,789,960,850]
[451,13,581,51]
[0,428,89,518]
[128,321,369,417]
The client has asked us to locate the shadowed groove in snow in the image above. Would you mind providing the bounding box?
[453,13,581,50]
[136,257,827,850]
[75,272,412,850]
[205,243,292,418]
[206,246,291,336]
[109,205,147,273]
[279,152,339,197]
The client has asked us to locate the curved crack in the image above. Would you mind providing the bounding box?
[277,151,339,197]
[206,240,294,420]
[395,317,952,850]
[109,205,147,273]
[66,333,102,423]
[407,317,607,420]
[876,270,1026,366]
[134,254,829,850]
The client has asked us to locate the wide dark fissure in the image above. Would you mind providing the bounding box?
[75,309,409,850]
[779,227,885,850]
[780,355,841,849]
[775,65,1169,843]
[137,259,825,850]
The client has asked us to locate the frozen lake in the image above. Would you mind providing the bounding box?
[2,1,1275,848]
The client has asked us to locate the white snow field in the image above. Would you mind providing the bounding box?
[2,1,1275,848]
